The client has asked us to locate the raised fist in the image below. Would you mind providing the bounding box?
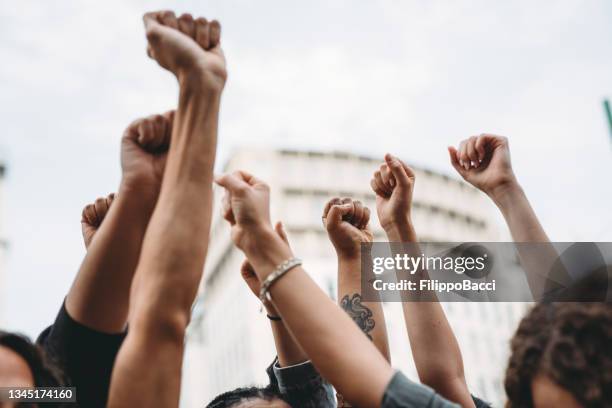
[81,193,115,249]
[448,134,516,198]
[323,197,373,260]
[216,170,273,252]
[370,154,415,233]
[121,111,174,196]
[143,11,226,90]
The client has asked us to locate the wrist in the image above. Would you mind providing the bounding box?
[242,227,294,280]
[383,218,416,242]
[488,180,524,209]
[178,69,225,97]
[117,181,158,215]
[337,257,362,282]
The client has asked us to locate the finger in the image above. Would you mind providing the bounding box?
[221,191,235,224]
[240,259,256,280]
[340,197,355,221]
[373,170,392,195]
[370,177,388,198]
[235,170,267,188]
[474,135,487,162]
[209,20,221,48]
[384,153,412,188]
[81,203,97,225]
[361,206,371,230]
[323,197,342,219]
[177,13,196,40]
[93,197,110,225]
[158,10,178,29]
[447,146,464,174]
[215,173,250,195]
[352,200,365,228]
[466,136,479,167]
[274,222,290,245]
[380,164,394,189]
[194,17,210,49]
[458,140,472,170]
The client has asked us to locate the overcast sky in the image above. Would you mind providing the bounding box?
[1,0,611,336]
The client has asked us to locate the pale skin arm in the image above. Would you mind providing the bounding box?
[216,171,394,408]
[372,154,475,408]
[323,197,391,362]
[235,220,308,367]
[108,11,225,408]
[448,134,568,299]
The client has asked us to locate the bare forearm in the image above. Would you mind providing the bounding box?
[338,258,391,362]
[386,222,474,407]
[134,83,220,320]
[491,183,548,243]
[491,183,566,299]
[67,184,155,333]
[266,305,308,367]
[248,234,393,408]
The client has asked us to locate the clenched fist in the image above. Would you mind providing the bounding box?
[81,193,115,248]
[370,154,416,234]
[121,111,174,196]
[143,11,226,90]
[323,197,373,260]
[448,134,517,199]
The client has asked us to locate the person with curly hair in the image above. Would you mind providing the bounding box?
[505,302,612,408]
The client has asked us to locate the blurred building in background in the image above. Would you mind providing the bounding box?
[181,149,529,407]
[0,162,7,325]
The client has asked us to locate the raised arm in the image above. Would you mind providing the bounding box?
[216,171,394,408]
[448,134,568,299]
[108,11,226,408]
[67,111,173,333]
[235,220,308,367]
[322,197,391,360]
[371,154,475,408]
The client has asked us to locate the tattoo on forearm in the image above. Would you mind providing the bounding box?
[340,293,375,340]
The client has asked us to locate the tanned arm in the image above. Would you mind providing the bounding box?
[371,154,475,408]
[67,111,174,333]
[108,11,226,408]
[448,134,569,299]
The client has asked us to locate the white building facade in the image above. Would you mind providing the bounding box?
[182,149,529,407]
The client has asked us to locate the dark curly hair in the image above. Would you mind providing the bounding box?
[0,330,65,387]
[206,386,287,408]
[505,302,612,407]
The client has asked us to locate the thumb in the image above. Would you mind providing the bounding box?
[385,154,412,188]
[215,173,249,194]
[448,146,466,177]
[326,204,353,230]
[274,222,290,245]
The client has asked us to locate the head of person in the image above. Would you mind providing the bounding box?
[505,302,611,407]
[206,386,290,408]
[0,331,63,389]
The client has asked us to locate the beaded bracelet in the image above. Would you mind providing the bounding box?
[259,258,302,303]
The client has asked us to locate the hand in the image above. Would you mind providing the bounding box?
[216,170,275,252]
[81,193,115,249]
[120,111,173,196]
[370,154,415,233]
[448,134,517,199]
[143,11,227,90]
[323,197,373,260]
[240,222,290,314]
